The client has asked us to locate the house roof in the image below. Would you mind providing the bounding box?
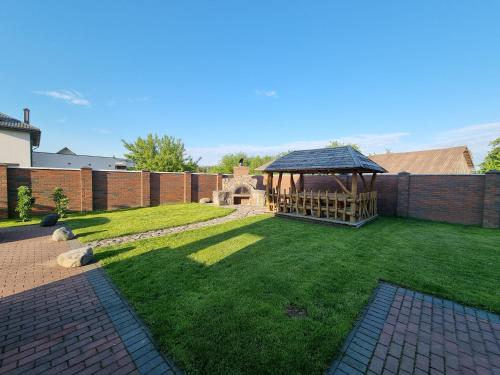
[369,146,474,174]
[261,146,387,173]
[57,147,76,155]
[0,112,41,147]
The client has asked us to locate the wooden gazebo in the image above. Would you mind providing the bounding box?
[262,146,387,227]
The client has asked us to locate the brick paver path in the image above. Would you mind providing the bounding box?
[0,225,181,375]
[329,283,500,375]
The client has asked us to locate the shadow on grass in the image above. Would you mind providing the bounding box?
[95,216,377,374]
[63,216,111,230]
[94,215,500,374]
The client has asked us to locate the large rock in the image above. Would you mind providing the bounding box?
[199,197,212,204]
[57,246,94,268]
[52,227,75,241]
[40,214,60,227]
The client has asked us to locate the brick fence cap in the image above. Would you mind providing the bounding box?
[80,167,92,170]
[485,170,500,174]
[398,171,411,175]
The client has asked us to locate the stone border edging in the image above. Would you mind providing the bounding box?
[86,205,267,248]
[84,268,183,375]
[69,236,184,374]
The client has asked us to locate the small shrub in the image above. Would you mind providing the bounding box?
[16,186,35,222]
[52,187,70,218]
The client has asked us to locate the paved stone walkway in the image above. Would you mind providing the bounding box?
[329,282,500,375]
[0,225,181,375]
[88,205,267,248]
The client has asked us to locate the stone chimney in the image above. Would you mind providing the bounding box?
[23,108,30,124]
[233,165,250,177]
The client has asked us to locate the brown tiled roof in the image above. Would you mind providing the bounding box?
[369,146,474,174]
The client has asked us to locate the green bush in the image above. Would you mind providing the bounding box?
[52,187,70,217]
[15,186,35,222]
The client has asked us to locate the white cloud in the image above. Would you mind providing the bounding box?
[255,89,277,98]
[189,132,410,165]
[189,122,499,166]
[421,122,500,164]
[36,90,90,106]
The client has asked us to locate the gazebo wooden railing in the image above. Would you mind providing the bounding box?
[261,146,387,227]
[268,188,377,224]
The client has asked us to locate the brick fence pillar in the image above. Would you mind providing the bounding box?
[396,172,410,218]
[80,167,93,212]
[482,170,500,228]
[216,173,223,190]
[0,164,7,219]
[184,172,192,203]
[141,170,151,207]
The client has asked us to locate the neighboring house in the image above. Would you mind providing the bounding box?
[33,148,134,170]
[1,108,134,170]
[0,109,41,167]
[369,146,474,174]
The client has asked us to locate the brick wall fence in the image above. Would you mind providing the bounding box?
[269,171,499,228]
[0,165,498,228]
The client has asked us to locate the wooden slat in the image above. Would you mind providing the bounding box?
[350,172,357,224]
[295,189,299,214]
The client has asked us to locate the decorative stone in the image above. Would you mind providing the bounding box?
[212,172,266,207]
[52,227,75,241]
[40,214,60,227]
[57,246,94,268]
[199,198,212,204]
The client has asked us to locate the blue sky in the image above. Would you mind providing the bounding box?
[1,1,499,165]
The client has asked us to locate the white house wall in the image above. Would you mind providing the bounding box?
[0,129,32,167]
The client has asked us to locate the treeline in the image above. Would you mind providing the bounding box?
[204,153,283,175]
[122,133,370,174]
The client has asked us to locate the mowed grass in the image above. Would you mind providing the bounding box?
[0,217,42,228]
[95,215,500,375]
[0,203,234,242]
[64,203,234,242]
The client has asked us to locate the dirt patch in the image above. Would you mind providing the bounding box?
[286,304,307,318]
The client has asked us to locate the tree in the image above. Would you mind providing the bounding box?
[52,187,70,218]
[122,134,199,172]
[479,138,500,173]
[16,186,35,222]
[326,140,361,152]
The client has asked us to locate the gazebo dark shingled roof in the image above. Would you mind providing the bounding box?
[0,112,41,147]
[262,146,387,173]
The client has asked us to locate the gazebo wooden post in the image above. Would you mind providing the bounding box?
[266,172,274,210]
[350,172,358,224]
[298,173,304,192]
[290,173,296,193]
[369,172,377,192]
[276,173,283,212]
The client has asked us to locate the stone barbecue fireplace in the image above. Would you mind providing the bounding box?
[213,166,266,207]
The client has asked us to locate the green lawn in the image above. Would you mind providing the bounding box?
[95,215,500,375]
[65,204,234,242]
[0,216,42,228]
[0,204,234,242]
